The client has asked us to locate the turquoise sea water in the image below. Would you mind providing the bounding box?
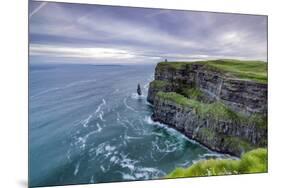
[29,64,226,187]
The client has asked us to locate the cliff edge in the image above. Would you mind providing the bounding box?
[147,59,267,156]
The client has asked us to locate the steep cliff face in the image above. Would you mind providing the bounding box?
[148,60,267,156]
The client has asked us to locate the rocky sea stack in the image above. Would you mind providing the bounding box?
[147,59,268,157]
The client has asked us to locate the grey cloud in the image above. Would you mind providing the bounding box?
[29,2,267,64]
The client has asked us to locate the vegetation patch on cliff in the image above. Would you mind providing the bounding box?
[157,59,267,83]
[180,87,203,100]
[246,114,267,128]
[149,80,170,89]
[166,148,267,178]
[156,91,267,129]
[223,136,255,153]
[156,92,238,121]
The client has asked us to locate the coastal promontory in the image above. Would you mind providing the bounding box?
[147,59,268,157]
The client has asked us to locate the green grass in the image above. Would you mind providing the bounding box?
[180,87,203,100]
[156,91,267,128]
[238,148,268,173]
[150,80,169,89]
[156,92,239,121]
[206,59,267,83]
[157,59,267,83]
[166,148,267,178]
[246,114,268,128]
[157,61,188,70]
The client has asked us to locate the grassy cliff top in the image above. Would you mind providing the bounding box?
[166,148,267,178]
[157,59,267,83]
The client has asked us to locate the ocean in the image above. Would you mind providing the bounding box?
[29,64,226,187]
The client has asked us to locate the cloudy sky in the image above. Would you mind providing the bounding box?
[29,1,267,64]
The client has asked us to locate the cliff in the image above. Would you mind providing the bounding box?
[147,59,267,156]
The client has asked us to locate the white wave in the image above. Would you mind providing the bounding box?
[98,149,165,181]
[190,153,235,166]
[199,153,238,160]
[100,165,106,173]
[94,142,108,156]
[91,143,118,160]
[90,176,95,183]
[151,132,164,137]
[144,116,188,141]
[98,151,139,173]
[123,97,137,112]
[133,166,165,180]
[74,161,80,176]
[145,101,153,107]
[144,116,164,127]
[177,160,191,167]
[121,173,135,180]
[131,93,145,99]
[82,115,93,128]
[152,139,178,154]
[125,135,143,140]
[114,152,165,180]
[144,116,216,152]
[87,123,103,136]
[116,112,121,122]
[134,173,148,179]
[119,153,139,172]
[99,113,105,122]
[95,99,106,114]
[122,138,127,146]
[138,167,163,173]
[76,136,87,150]
[105,145,116,152]
[143,83,149,91]
[95,99,106,122]
[66,150,71,161]
[119,165,165,181]
[148,74,154,82]
[75,123,103,150]
[95,123,102,133]
[122,122,143,140]
[104,152,112,158]
[110,156,119,164]
[200,153,225,159]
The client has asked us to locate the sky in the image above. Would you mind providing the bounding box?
[29,1,268,64]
